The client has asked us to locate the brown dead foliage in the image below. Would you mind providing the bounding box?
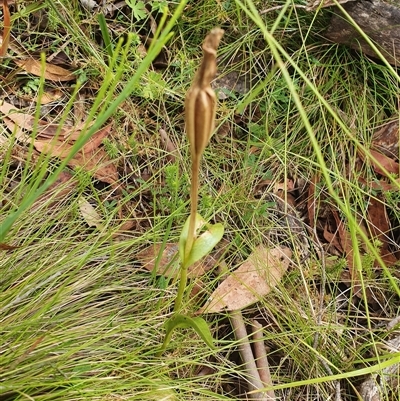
[15,59,76,81]
[0,100,119,189]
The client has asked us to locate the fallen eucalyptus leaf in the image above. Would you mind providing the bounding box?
[78,198,104,230]
[199,245,292,313]
[15,59,76,81]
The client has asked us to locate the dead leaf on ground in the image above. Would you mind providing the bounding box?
[34,89,65,105]
[361,149,399,176]
[332,210,355,265]
[198,245,292,313]
[255,178,295,194]
[111,219,136,238]
[61,147,119,188]
[372,119,399,159]
[78,197,104,230]
[367,196,397,266]
[39,133,119,189]
[81,124,112,153]
[137,243,216,278]
[323,221,343,253]
[0,101,95,141]
[3,116,28,143]
[358,176,400,192]
[331,210,376,300]
[15,59,76,81]
[0,101,78,139]
[1,107,119,188]
[32,170,76,209]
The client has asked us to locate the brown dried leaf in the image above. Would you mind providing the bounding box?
[78,198,104,229]
[34,89,64,105]
[367,196,397,266]
[33,170,76,209]
[331,210,371,299]
[33,138,72,158]
[1,100,107,145]
[332,210,352,255]
[137,243,216,278]
[198,245,292,313]
[359,176,400,192]
[307,175,319,229]
[3,116,30,142]
[33,139,119,187]
[67,148,119,187]
[18,89,64,105]
[0,101,74,139]
[15,59,76,81]
[365,149,399,176]
[255,179,295,194]
[1,101,118,187]
[81,124,112,153]
[372,120,399,159]
[323,222,343,253]
[115,220,135,233]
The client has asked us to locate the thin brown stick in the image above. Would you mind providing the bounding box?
[230,310,268,401]
[251,320,275,400]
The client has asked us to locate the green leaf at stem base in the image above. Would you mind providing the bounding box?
[179,214,224,269]
[163,314,215,351]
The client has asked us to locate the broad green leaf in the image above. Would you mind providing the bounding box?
[184,223,224,268]
[164,314,215,350]
[126,0,147,20]
[179,213,206,263]
[179,214,224,268]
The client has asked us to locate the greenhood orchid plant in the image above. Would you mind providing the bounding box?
[159,28,224,355]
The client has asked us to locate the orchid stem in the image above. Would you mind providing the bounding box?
[175,156,200,312]
[185,155,200,259]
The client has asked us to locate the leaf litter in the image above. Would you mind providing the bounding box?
[0,102,119,188]
[198,245,292,313]
[2,5,400,400]
[15,59,76,81]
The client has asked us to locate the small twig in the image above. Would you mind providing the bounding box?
[230,310,268,401]
[251,320,275,400]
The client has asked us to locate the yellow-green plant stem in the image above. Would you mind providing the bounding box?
[185,156,200,260]
[174,156,199,313]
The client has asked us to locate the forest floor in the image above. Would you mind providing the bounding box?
[1,1,400,400]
